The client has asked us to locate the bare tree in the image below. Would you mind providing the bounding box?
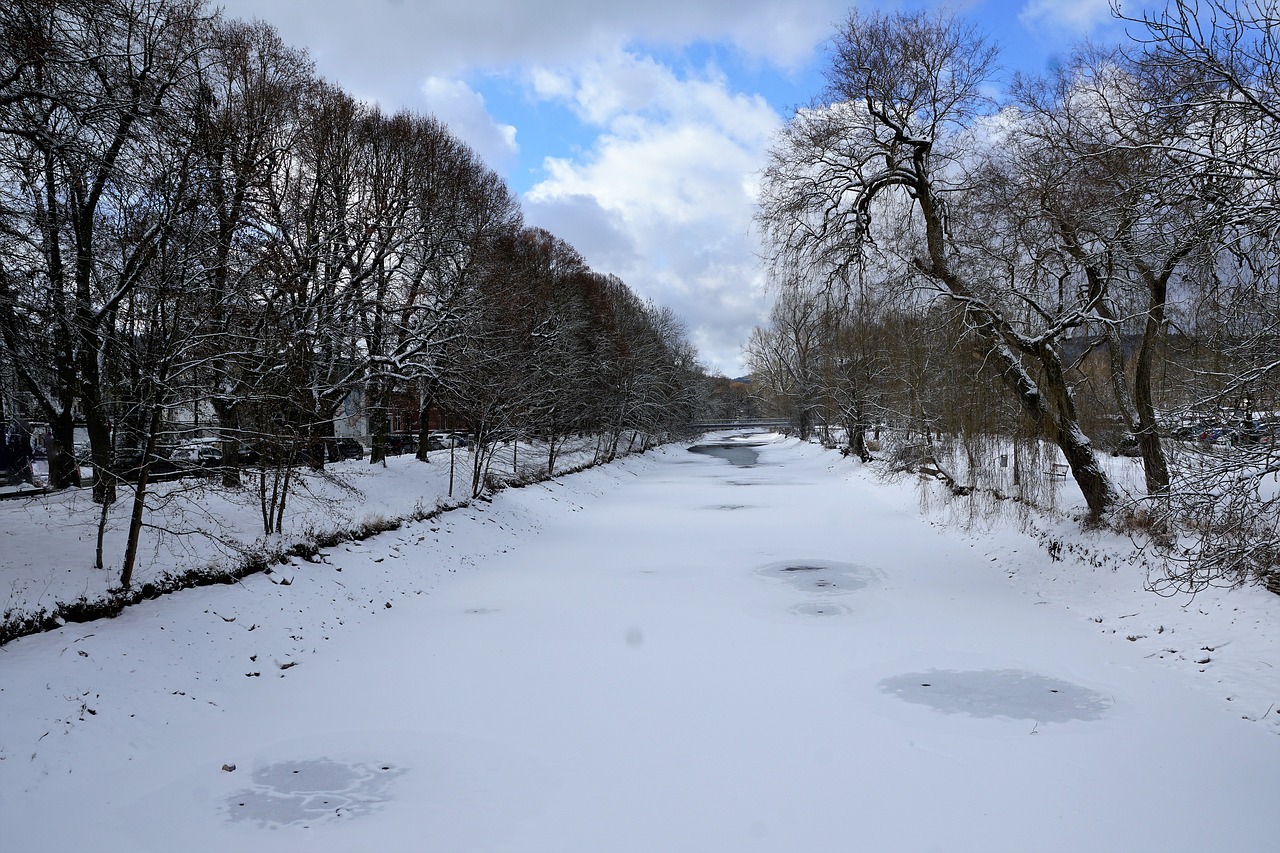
[758,9,1119,516]
[745,286,824,439]
[189,17,313,486]
[1007,45,1238,495]
[1111,0,1280,591]
[0,0,705,592]
[0,0,211,500]
[252,81,370,470]
[406,138,521,464]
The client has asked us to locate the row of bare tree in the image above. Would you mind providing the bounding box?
[0,0,702,585]
[752,1,1280,592]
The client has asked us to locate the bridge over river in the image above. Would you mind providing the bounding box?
[691,417,791,431]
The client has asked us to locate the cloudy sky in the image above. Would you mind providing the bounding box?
[212,0,1137,376]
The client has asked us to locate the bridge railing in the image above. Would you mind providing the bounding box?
[690,419,792,431]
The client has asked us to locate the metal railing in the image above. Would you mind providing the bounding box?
[691,419,791,431]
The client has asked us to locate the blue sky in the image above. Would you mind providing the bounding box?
[214,0,1145,375]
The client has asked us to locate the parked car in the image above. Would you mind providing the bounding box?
[233,442,261,465]
[330,437,364,461]
[1171,422,1210,441]
[1255,422,1280,445]
[1233,419,1280,445]
[1198,426,1238,445]
[426,431,468,451]
[168,444,222,469]
[386,433,418,455]
[110,447,176,480]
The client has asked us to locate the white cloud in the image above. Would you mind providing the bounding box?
[521,193,640,273]
[207,0,837,374]
[529,67,575,102]
[522,55,780,375]
[213,0,842,80]
[1018,0,1114,34]
[419,77,518,167]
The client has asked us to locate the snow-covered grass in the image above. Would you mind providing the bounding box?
[0,438,606,643]
[1,431,1277,850]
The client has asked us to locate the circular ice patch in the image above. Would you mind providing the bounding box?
[224,758,406,827]
[788,602,852,617]
[879,669,1112,723]
[757,559,881,596]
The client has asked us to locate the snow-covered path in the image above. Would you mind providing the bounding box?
[2,434,1277,851]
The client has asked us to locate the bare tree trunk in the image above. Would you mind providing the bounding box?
[1100,298,1169,495]
[448,441,456,497]
[546,426,559,477]
[46,410,81,490]
[212,398,242,488]
[308,409,332,470]
[1133,277,1171,494]
[1038,344,1117,517]
[980,329,1117,517]
[120,403,164,589]
[95,491,110,571]
[84,391,116,505]
[275,461,294,534]
[846,402,871,462]
[1103,325,1141,432]
[368,386,389,466]
[415,388,434,462]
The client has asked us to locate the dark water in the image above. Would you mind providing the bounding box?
[688,444,759,467]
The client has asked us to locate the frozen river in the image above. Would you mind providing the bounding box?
[2,433,1277,851]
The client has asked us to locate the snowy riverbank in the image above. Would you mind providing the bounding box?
[1,433,1277,851]
[0,438,610,643]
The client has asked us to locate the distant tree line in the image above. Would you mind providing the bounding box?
[752,1,1280,592]
[0,0,704,585]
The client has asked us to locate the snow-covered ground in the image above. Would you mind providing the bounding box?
[1,439,601,633]
[1,433,1278,851]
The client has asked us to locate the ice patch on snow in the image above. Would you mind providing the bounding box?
[788,602,852,617]
[757,559,882,595]
[223,758,406,827]
[879,669,1112,723]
